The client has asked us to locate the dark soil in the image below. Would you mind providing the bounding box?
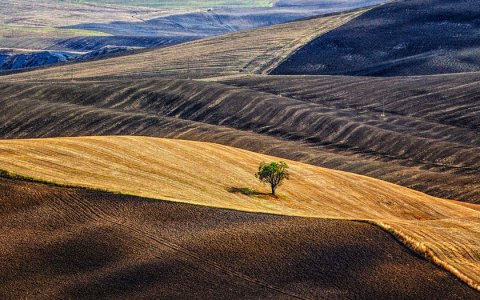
[272,0,480,76]
[0,178,477,299]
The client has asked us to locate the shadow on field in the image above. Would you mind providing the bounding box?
[227,187,274,198]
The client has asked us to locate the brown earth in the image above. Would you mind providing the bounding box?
[0,177,478,299]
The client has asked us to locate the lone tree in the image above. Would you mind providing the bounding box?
[256,161,289,196]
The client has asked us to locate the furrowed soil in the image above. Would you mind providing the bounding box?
[0,177,477,299]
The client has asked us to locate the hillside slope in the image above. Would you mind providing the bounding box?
[4,9,368,80]
[2,0,375,72]
[272,0,480,76]
[0,136,479,291]
[0,77,478,203]
[2,178,477,299]
[0,47,139,71]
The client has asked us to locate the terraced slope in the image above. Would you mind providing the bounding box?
[0,78,478,203]
[272,0,480,76]
[4,9,368,80]
[0,136,479,291]
[2,178,477,299]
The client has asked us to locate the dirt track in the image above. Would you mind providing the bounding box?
[0,177,477,299]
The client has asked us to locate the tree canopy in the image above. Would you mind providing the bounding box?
[256,161,289,196]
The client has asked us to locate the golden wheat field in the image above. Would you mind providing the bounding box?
[0,136,478,291]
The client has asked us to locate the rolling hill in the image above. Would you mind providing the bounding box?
[1,0,380,53]
[0,0,170,28]
[3,8,368,79]
[0,76,478,204]
[0,1,380,71]
[64,1,385,38]
[2,177,477,299]
[0,136,479,292]
[1,2,480,296]
[272,0,480,76]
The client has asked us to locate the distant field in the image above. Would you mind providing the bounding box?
[0,0,171,28]
[5,9,366,79]
[65,0,276,8]
[0,136,478,291]
[0,25,110,38]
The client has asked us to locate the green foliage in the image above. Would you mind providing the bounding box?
[255,161,289,196]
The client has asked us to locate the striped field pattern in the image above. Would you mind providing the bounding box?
[0,136,478,291]
[0,77,478,203]
[1,4,479,294]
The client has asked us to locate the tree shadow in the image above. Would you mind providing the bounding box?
[227,187,275,198]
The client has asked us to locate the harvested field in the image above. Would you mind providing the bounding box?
[0,0,171,28]
[4,9,368,80]
[2,178,477,299]
[0,77,478,203]
[0,136,479,291]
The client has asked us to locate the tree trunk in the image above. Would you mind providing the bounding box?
[271,184,275,196]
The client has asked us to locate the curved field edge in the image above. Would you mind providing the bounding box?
[3,178,478,299]
[1,168,478,293]
[2,172,479,293]
[376,221,480,292]
[259,6,377,75]
[0,136,478,292]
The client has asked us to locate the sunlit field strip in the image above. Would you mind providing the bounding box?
[0,136,478,290]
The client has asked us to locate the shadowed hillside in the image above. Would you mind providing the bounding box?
[65,1,384,38]
[0,77,478,203]
[272,0,480,76]
[1,178,477,299]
